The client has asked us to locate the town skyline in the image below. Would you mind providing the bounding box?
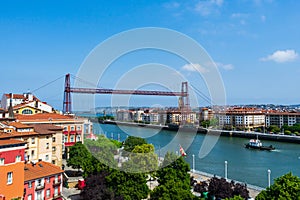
[1,1,300,109]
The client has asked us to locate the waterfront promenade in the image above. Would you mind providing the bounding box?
[189,170,263,198]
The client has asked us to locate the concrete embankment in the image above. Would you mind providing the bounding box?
[99,120,300,144]
[211,130,300,144]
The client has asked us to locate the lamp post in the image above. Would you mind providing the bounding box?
[268,169,271,187]
[225,160,228,180]
[192,154,195,173]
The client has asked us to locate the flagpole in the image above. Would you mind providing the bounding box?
[192,154,195,173]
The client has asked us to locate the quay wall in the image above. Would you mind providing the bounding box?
[97,120,300,144]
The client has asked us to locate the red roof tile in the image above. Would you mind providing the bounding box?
[24,161,63,181]
[16,113,74,121]
[0,139,26,147]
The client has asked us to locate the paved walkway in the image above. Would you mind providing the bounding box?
[61,159,82,200]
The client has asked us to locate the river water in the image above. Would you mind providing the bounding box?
[92,123,300,188]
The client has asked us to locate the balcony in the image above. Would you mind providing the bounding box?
[53,179,61,187]
[76,130,82,134]
[69,130,76,135]
[35,184,45,190]
[63,131,68,135]
[64,142,75,147]
[53,193,62,199]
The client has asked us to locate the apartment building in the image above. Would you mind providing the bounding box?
[0,139,26,200]
[265,111,300,128]
[24,161,63,200]
[16,113,92,158]
[215,107,265,130]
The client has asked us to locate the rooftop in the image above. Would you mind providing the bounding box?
[0,139,26,147]
[29,124,63,134]
[24,161,63,181]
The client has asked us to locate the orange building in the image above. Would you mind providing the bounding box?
[0,139,26,200]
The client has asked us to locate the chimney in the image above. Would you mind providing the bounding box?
[8,93,14,119]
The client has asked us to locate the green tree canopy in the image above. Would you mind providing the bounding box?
[123,136,147,153]
[122,144,158,173]
[67,142,92,171]
[106,169,149,200]
[256,172,300,200]
[150,152,195,200]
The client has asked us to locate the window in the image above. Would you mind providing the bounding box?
[36,191,42,200]
[77,126,81,130]
[64,136,68,143]
[47,177,50,183]
[7,172,13,184]
[46,143,49,149]
[31,137,35,144]
[0,158,4,165]
[45,155,49,161]
[28,181,32,188]
[63,126,68,131]
[22,109,33,115]
[37,179,43,187]
[46,189,50,198]
[52,146,56,152]
[52,160,56,165]
[76,135,81,142]
[31,150,35,157]
[27,194,32,200]
[71,126,75,131]
[70,135,74,142]
[46,136,49,139]
[54,187,58,196]
[16,155,21,162]
[52,137,56,142]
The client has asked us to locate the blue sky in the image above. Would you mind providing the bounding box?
[1,0,299,110]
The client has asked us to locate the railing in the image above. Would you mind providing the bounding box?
[53,179,61,186]
[53,193,61,199]
[64,142,75,147]
[76,130,82,134]
[69,130,76,135]
[35,184,45,190]
[63,131,68,135]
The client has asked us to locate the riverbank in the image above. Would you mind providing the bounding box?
[100,120,300,144]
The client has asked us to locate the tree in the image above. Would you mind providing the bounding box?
[256,172,300,200]
[106,169,149,200]
[150,152,196,200]
[81,171,123,200]
[122,144,158,173]
[67,142,92,171]
[123,136,147,153]
[206,177,249,199]
[267,125,280,133]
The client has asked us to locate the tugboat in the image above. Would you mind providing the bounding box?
[245,138,275,151]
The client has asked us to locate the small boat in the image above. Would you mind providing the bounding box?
[245,139,275,151]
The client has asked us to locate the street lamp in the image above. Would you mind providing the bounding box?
[225,161,228,180]
[192,154,195,173]
[268,169,271,187]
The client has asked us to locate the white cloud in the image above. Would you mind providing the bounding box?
[181,63,209,73]
[261,49,298,63]
[195,0,223,16]
[216,62,234,70]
